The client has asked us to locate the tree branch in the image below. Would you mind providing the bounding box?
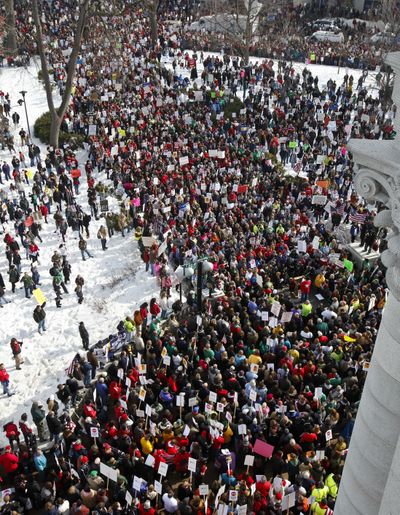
[32,0,57,116]
[58,0,91,117]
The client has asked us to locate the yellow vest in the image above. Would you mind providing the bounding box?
[313,485,329,502]
[325,474,338,499]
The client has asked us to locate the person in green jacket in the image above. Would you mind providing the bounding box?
[21,272,34,299]
[8,265,20,293]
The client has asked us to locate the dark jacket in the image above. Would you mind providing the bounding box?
[46,414,62,435]
[33,307,46,323]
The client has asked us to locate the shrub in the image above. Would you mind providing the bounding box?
[34,112,85,149]
[224,96,245,119]
[37,69,54,82]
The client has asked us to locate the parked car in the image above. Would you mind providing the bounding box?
[306,18,340,32]
[370,32,396,45]
[307,30,345,43]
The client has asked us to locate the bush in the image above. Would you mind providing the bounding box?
[224,96,245,119]
[37,69,54,82]
[34,112,85,149]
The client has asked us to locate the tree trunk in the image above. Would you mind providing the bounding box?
[149,2,158,48]
[4,0,17,55]
[243,42,250,66]
[49,115,62,149]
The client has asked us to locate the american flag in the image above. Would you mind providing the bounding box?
[349,212,368,224]
[65,353,79,376]
[335,204,345,216]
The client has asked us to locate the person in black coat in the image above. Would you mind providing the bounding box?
[79,322,89,350]
[46,411,62,443]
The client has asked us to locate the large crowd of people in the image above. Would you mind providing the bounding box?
[0,0,395,514]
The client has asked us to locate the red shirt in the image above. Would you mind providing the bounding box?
[256,480,271,497]
[138,504,156,515]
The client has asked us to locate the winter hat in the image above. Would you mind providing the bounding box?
[90,470,98,477]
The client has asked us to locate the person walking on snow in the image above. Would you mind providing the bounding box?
[78,237,93,261]
[33,304,46,334]
[10,338,24,369]
[22,271,34,299]
[79,322,89,350]
[97,225,108,250]
[0,364,13,397]
[75,275,85,304]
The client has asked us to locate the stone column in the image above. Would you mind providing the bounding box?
[335,51,400,515]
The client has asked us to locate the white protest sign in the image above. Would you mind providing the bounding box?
[229,490,238,501]
[90,427,99,438]
[145,454,155,467]
[176,394,185,407]
[199,484,209,496]
[100,462,118,482]
[125,490,133,505]
[244,455,254,466]
[209,391,217,403]
[238,424,247,435]
[281,492,296,510]
[188,457,197,473]
[133,476,142,491]
[154,480,162,494]
[158,462,168,476]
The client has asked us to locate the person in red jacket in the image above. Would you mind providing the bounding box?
[149,298,161,318]
[256,475,272,497]
[300,277,311,302]
[0,364,12,397]
[109,381,122,400]
[40,204,48,223]
[3,422,20,447]
[138,500,156,515]
[0,446,19,478]
[173,447,190,474]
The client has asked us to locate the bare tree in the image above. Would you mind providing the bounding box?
[32,0,90,148]
[374,0,400,109]
[4,0,17,55]
[198,0,264,64]
[144,0,160,48]
[32,0,160,147]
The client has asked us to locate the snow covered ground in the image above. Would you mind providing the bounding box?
[0,55,377,445]
[0,60,160,445]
